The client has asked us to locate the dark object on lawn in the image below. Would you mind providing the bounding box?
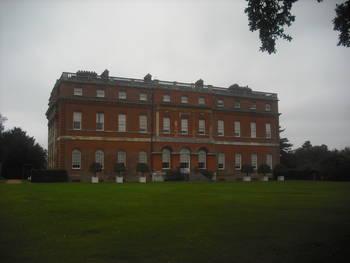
[31,169,68,183]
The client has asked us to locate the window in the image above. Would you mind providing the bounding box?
[139,93,147,101]
[181,96,188,104]
[218,153,225,169]
[235,153,242,170]
[217,120,224,136]
[139,115,147,133]
[180,148,190,169]
[73,112,82,130]
[162,148,171,169]
[251,153,257,170]
[163,94,170,102]
[74,87,82,96]
[234,101,241,109]
[250,103,256,110]
[118,114,126,132]
[234,121,240,137]
[163,117,170,134]
[198,150,206,169]
[96,89,105,98]
[181,118,188,135]
[198,119,205,135]
[95,150,104,169]
[118,91,126,100]
[250,122,256,138]
[217,99,224,107]
[265,104,271,112]
[198,97,205,105]
[139,151,147,164]
[265,123,271,139]
[266,154,273,169]
[72,149,81,169]
[96,113,104,131]
[117,151,126,165]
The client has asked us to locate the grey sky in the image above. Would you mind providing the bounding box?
[1,0,349,150]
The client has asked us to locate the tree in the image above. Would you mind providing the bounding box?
[136,163,150,177]
[0,113,7,134]
[273,163,287,178]
[114,162,126,177]
[279,127,295,168]
[89,162,102,177]
[245,0,350,54]
[258,163,272,176]
[0,127,47,179]
[241,164,254,177]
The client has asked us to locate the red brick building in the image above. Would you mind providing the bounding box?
[46,70,280,181]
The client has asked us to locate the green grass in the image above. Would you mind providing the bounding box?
[1,181,350,263]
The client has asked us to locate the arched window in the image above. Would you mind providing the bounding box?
[95,150,104,169]
[117,151,126,165]
[180,148,190,169]
[139,151,147,164]
[198,150,206,169]
[72,149,81,169]
[162,148,171,169]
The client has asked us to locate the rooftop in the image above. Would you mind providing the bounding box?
[57,70,278,100]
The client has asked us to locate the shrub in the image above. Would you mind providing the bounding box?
[273,164,287,178]
[241,164,254,177]
[136,163,150,176]
[258,164,272,176]
[114,163,126,177]
[31,169,68,183]
[164,168,186,181]
[199,169,214,180]
[89,162,102,177]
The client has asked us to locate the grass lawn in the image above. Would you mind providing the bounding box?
[1,181,350,263]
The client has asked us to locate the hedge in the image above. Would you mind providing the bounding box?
[31,169,68,183]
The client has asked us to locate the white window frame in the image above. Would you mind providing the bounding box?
[265,123,271,139]
[162,149,171,169]
[73,112,82,130]
[118,91,127,100]
[163,117,170,134]
[266,154,273,169]
[139,151,147,164]
[180,148,191,170]
[234,101,240,109]
[181,118,188,135]
[265,104,271,112]
[181,96,188,104]
[72,149,81,169]
[95,150,104,169]
[117,151,126,165]
[96,89,105,98]
[217,99,224,107]
[250,103,257,110]
[250,122,256,138]
[198,97,205,105]
[139,93,147,101]
[251,153,257,170]
[218,120,224,136]
[118,114,126,132]
[74,87,82,96]
[198,150,206,169]
[218,153,225,170]
[163,94,170,102]
[198,119,205,135]
[139,115,147,133]
[96,113,104,131]
[234,121,240,137]
[235,153,242,170]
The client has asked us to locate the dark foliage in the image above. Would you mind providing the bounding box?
[114,162,126,176]
[31,169,68,183]
[89,162,102,176]
[136,163,150,176]
[279,127,296,168]
[0,127,47,179]
[199,169,214,180]
[164,168,186,181]
[241,164,254,177]
[245,0,350,53]
[257,163,271,176]
[273,164,287,178]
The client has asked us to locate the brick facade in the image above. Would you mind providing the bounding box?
[46,71,280,181]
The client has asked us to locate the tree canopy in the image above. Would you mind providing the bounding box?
[245,0,350,54]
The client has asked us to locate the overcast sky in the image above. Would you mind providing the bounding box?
[0,0,349,150]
